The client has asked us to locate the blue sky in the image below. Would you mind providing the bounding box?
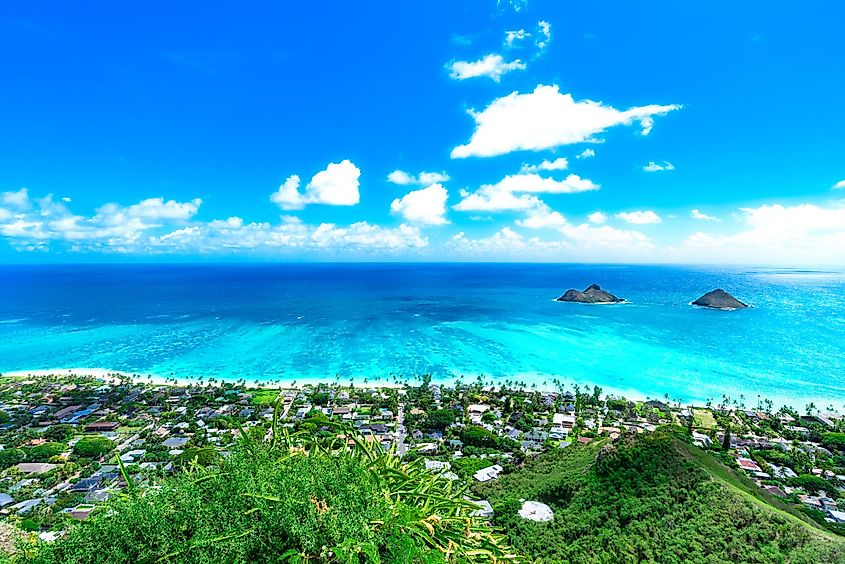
[1,1,844,264]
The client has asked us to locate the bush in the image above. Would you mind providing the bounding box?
[73,437,115,459]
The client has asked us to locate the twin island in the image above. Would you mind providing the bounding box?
[556,284,750,310]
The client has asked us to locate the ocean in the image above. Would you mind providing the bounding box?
[1,263,844,409]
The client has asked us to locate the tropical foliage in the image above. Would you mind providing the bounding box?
[11,416,519,563]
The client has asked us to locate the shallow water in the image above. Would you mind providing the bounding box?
[1,263,844,409]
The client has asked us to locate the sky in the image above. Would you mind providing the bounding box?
[1,1,844,265]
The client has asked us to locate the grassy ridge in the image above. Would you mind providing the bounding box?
[475,428,845,564]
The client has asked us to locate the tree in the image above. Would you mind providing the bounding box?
[0,448,25,469]
[28,442,66,462]
[73,437,115,458]
[422,409,456,432]
[43,424,75,442]
[722,425,732,451]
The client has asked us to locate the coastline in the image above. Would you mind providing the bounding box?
[1,366,836,413]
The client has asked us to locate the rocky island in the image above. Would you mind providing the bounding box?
[556,284,624,304]
[692,289,749,310]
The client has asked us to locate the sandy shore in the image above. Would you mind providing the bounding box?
[0,367,407,391]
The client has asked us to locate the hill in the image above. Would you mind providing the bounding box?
[474,427,845,564]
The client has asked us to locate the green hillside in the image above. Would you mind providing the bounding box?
[474,427,845,564]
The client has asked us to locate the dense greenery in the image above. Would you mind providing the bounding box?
[476,428,845,564]
[11,427,518,563]
[72,437,115,459]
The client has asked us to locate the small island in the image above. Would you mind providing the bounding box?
[692,289,749,310]
[556,284,624,304]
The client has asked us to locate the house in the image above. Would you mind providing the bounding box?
[736,458,762,472]
[469,499,494,518]
[54,405,82,419]
[85,421,119,433]
[763,485,787,497]
[473,464,503,482]
[424,459,451,472]
[16,462,58,475]
[0,493,14,507]
[162,437,189,449]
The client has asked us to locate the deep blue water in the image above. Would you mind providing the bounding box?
[1,263,844,408]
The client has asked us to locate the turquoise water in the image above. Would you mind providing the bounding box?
[1,264,844,408]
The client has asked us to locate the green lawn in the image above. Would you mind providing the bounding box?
[248,389,280,405]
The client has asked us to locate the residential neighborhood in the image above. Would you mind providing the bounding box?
[0,371,843,544]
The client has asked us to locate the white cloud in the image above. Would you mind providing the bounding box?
[452,85,681,158]
[517,204,566,228]
[454,173,599,212]
[616,210,662,224]
[520,157,568,173]
[535,21,552,50]
[448,54,526,82]
[0,190,427,255]
[504,29,529,47]
[576,148,596,159]
[390,183,449,225]
[270,160,361,210]
[691,209,720,221]
[643,161,675,172]
[833,180,845,190]
[125,197,202,220]
[587,211,607,224]
[1,188,31,209]
[387,170,450,186]
[684,202,845,265]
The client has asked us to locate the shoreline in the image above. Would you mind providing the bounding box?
[1,366,837,413]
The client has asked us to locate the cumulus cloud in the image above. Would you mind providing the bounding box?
[587,211,607,224]
[1,188,31,209]
[125,197,202,220]
[691,209,720,221]
[616,210,662,224]
[270,160,361,210]
[834,180,845,190]
[452,85,681,158]
[0,192,203,250]
[516,204,566,228]
[576,148,596,159]
[520,157,568,173]
[447,54,526,82]
[390,183,449,225]
[454,173,599,212]
[0,190,427,256]
[387,170,450,186]
[643,161,675,172]
[684,202,845,265]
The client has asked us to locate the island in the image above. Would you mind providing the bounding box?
[556,283,624,304]
[692,288,749,310]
